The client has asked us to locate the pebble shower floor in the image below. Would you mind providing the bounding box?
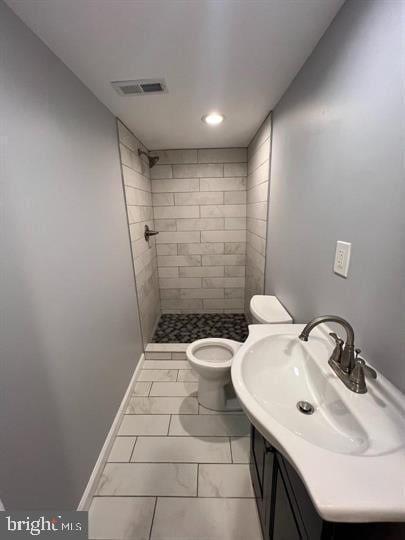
[152,313,249,343]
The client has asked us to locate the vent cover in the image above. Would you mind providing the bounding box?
[111,79,167,96]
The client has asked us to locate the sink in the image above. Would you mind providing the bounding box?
[231,323,405,522]
[242,333,370,455]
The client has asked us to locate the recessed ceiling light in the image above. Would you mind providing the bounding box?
[202,113,224,126]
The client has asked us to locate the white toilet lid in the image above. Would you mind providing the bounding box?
[193,344,233,363]
[250,295,292,324]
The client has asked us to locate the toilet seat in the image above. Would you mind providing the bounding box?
[187,338,238,370]
[186,338,241,410]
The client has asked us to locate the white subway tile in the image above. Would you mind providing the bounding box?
[247,232,266,256]
[247,217,267,238]
[161,299,203,311]
[158,255,201,267]
[127,205,153,224]
[247,201,268,220]
[172,163,223,178]
[203,298,244,309]
[118,121,138,151]
[178,243,224,255]
[225,288,244,298]
[181,288,224,299]
[152,178,199,193]
[248,160,270,188]
[224,242,246,254]
[200,177,246,192]
[125,187,152,206]
[225,218,247,230]
[248,137,270,175]
[198,148,247,163]
[156,231,200,244]
[177,218,224,231]
[154,219,177,231]
[158,267,179,278]
[175,192,223,206]
[154,149,198,164]
[159,278,202,289]
[160,289,180,299]
[224,163,248,177]
[152,193,174,206]
[225,266,245,277]
[201,205,246,218]
[154,206,199,219]
[224,191,247,204]
[202,254,245,266]
[201,230,246,243]
[247,181,269,203]
[179,266,224,278]
[122,166,150,191]
[202,277,245,288]
[150,164,173,179]
[156,244,177,255]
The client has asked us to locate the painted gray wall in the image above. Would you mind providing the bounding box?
[0,1,143,509]
[266,0,405,390]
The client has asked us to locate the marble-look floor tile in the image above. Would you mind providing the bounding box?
[132,436,231,463]
[126,396,198,415]
[96,463,197,496]
[138,369,178,382]
[198,464,254,497]
[231,437,251,463]
[150,381,198,397]
[118,415,170,435]
[89,497,155,540]
[143,360,190,370]
[177,369,198,382]
[133,382,152,396]
[151,497,262,540]
[107,437,136,462]
[169,414,250,437]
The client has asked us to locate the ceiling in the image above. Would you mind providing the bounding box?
[6,0,344,149]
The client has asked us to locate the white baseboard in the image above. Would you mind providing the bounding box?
[77,353,144,511]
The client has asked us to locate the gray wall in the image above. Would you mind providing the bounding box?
[266,0,405,390]
[0,1,143,509]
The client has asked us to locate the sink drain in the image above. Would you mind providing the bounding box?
[297,401,315,415]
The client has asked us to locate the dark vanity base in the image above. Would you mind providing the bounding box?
[250,425,405,540]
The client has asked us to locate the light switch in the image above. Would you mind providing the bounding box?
[334,241,351,278]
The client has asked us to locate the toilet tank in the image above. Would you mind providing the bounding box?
[250,295,293,324]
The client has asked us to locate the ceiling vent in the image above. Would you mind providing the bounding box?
[111,79,167,96]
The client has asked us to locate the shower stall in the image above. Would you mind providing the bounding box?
[117,115,272,346]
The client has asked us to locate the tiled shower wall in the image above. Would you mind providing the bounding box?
[151,148,247,313]
[245,114,272,318]
[117,121,160,345]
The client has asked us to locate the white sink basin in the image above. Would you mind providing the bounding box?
[232,324,405,522]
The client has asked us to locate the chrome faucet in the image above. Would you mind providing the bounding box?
[299,315,376,394]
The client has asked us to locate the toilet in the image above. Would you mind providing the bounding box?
[187,338,241,411]
[186,296,293,411]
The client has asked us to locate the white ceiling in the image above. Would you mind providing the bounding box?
[6,0,344,149]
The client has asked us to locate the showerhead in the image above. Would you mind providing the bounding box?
[138,149,160,168]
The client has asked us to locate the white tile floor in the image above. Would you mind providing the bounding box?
[89,348,263,540]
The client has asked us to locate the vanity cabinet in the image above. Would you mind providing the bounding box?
[250,426,405,540]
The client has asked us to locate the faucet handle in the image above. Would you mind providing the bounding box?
[355,350,377,379]
[329,332,344,364]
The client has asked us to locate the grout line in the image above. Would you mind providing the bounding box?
[167,415,172,436]
[196,463,199,497]
[149,497,158,540]
[229,437,234,463]
[128,437,138,462]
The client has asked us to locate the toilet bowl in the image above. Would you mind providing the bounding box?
[186,338,241,411]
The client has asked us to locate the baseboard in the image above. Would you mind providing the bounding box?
[77,352,144,511]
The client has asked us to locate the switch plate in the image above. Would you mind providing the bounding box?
[334,241,351,278]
